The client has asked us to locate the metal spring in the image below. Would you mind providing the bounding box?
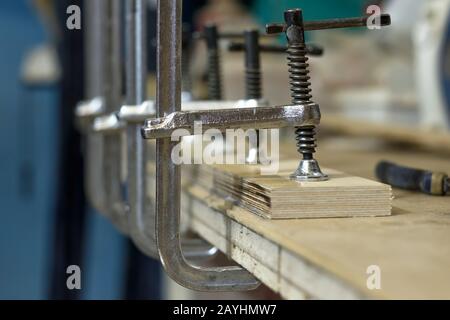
[294,126,317,158]
[207,49,222,100]
[287,43,312,104]
[245,68,262,100]
[288,43,316,158]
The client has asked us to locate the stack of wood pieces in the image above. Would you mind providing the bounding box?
[191,160,392,219]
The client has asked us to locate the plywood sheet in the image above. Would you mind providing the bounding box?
[194,160,392,219]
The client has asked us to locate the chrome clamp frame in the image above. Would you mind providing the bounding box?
[139,0,320,291]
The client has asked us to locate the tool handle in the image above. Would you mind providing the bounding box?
[266,14,391,34]
[228,42,323,56]
[375,161,447,196]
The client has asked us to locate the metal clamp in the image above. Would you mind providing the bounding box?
[120,0,218,261]
[140,0,319,291]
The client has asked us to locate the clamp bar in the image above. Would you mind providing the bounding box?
[153,0,259,291]
[142,103,320,139]
[79,0,128,232]
[117,99,268,124]
[229,42,324,56]
[100,0,128,234]
[80,0,109,215]
[123,0,159,257]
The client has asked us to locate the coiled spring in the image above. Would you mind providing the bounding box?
[245,68,262,100]
[287,43,316,157]
[207,49,222,100]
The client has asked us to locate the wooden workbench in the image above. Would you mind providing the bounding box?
[181,136,450,299]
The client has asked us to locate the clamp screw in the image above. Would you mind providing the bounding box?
[228,30,324,100]
[266,8,391,182]
[204,24,223,100]
[267,9,328,182]
[229,28,325,166]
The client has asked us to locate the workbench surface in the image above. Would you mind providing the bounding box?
[183,137,450,299]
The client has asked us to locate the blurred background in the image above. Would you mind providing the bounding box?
[0,0,449,299]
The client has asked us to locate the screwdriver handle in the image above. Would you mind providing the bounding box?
[375,161,448,196]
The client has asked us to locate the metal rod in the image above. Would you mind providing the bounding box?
[83,0,128,232]
[155,0,259,291]
[84,0,108,214]
[193,30,272,40]
[125,0,159,257]
[304,14,391,31]
[103,0,128,233]
[229,43,324,56]
[266,14,391,33]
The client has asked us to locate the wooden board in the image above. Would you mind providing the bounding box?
[193,161,392,219]
[180,140,450,299]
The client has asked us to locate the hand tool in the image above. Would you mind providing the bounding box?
[97,0,217,260]
[140,1,329,292]
[266,9,391,182]
[376,161,449,196]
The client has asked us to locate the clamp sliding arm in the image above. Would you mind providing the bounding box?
[142,104,320,139]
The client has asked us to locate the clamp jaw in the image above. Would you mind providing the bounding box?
[142,103,320,139]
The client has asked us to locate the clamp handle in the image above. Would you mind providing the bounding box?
[228,41,324,56]
[266,10,391,34]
